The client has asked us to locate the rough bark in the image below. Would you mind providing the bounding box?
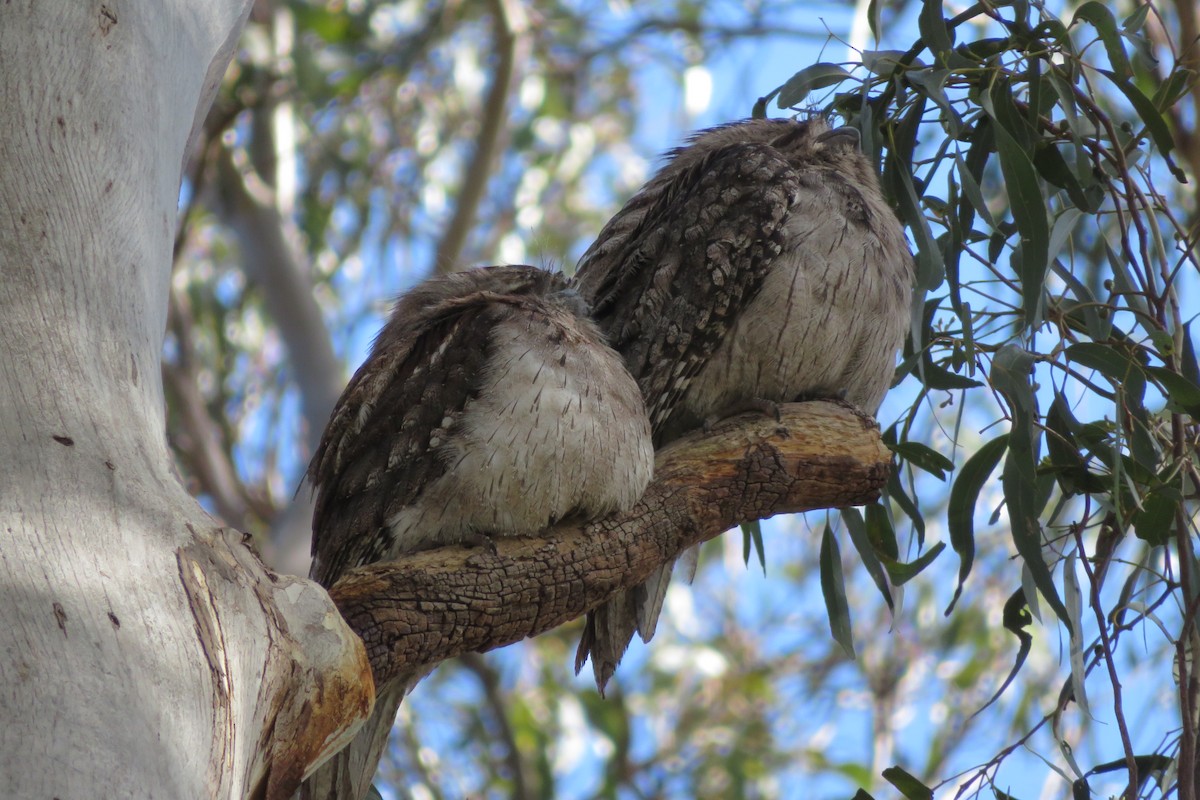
[0,4,369,798]
[330,400,890,686]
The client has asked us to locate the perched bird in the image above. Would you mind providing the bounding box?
[572,116,914,691]
[307,264,654,586]
[302,265,654,800]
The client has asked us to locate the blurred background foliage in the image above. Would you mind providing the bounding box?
[170,0,1198,797]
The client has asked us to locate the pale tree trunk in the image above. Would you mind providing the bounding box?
[0,4,370,798]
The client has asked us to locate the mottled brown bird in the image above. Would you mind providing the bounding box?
[572,116,914,691]
[308,264,654,587]
[303,265,654,800]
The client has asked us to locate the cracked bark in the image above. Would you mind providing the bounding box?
[326,400,890,688]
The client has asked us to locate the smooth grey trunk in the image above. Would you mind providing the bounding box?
[0,4,369,797]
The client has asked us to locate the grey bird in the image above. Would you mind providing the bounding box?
[572,116,914,692]
[303,264,654,799]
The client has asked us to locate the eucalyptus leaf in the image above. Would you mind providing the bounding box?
[776,63,853,108]
[946,435,1008,614]
[882,765,934,800]
[820,525,856,659]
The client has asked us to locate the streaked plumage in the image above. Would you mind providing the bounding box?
[303,265,655,800]
[572,117,913,691]
[308,264,654,587]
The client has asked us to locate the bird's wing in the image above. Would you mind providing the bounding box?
[573,140,802,444]
[572,140,803,691]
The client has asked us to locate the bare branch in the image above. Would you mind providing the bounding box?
[214,141,344,454]
[163,287,255,529]
[458,654,531,800]
[430,0,530,274]
[329,401,891,686]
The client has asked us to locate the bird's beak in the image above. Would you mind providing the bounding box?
[815,126,861,150]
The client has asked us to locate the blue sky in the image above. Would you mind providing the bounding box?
[209,2,1184,796]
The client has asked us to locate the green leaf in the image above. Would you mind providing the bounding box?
[906,68,963,137]
[885,99,945,292]
[891,440,954,480]
[982,83,1049,327]
[1184,322,1200,386]
[954,37,1011,63]
[1153,68,1197,112]
[1045,393,1107,495]
[882,766,934,800]
[866,501,899,561]
[843,506,895,612]
[1132,488,1177,545]
[1085,754,1174,781]
[880,541,946,585]
[1147,366,1200,417]
[992,345,1073,634]
[1064,552,1089,716]
[1072,2,1132,80]
[918,0,955,63]
[1122,368,1158,472]
[740,520,766,573]
[945,434,1008,614]
[776,63,853,108]
[911,297,983,391]
[991,345,1038,427]
[971,588,1034,718]
[1122,3,1152,32]
[1050,261,1111,341]
[1066,342,1142,382]
[1035,147,1099,212]
[820,525,855,659]
[886,466,926,546]
[861,50,922,76]
[1099,70,1186,182]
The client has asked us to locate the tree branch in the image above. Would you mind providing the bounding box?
[163,286,256,530]
[214,142,344,455]
[329,401,891,687]
[430,0,530,274]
